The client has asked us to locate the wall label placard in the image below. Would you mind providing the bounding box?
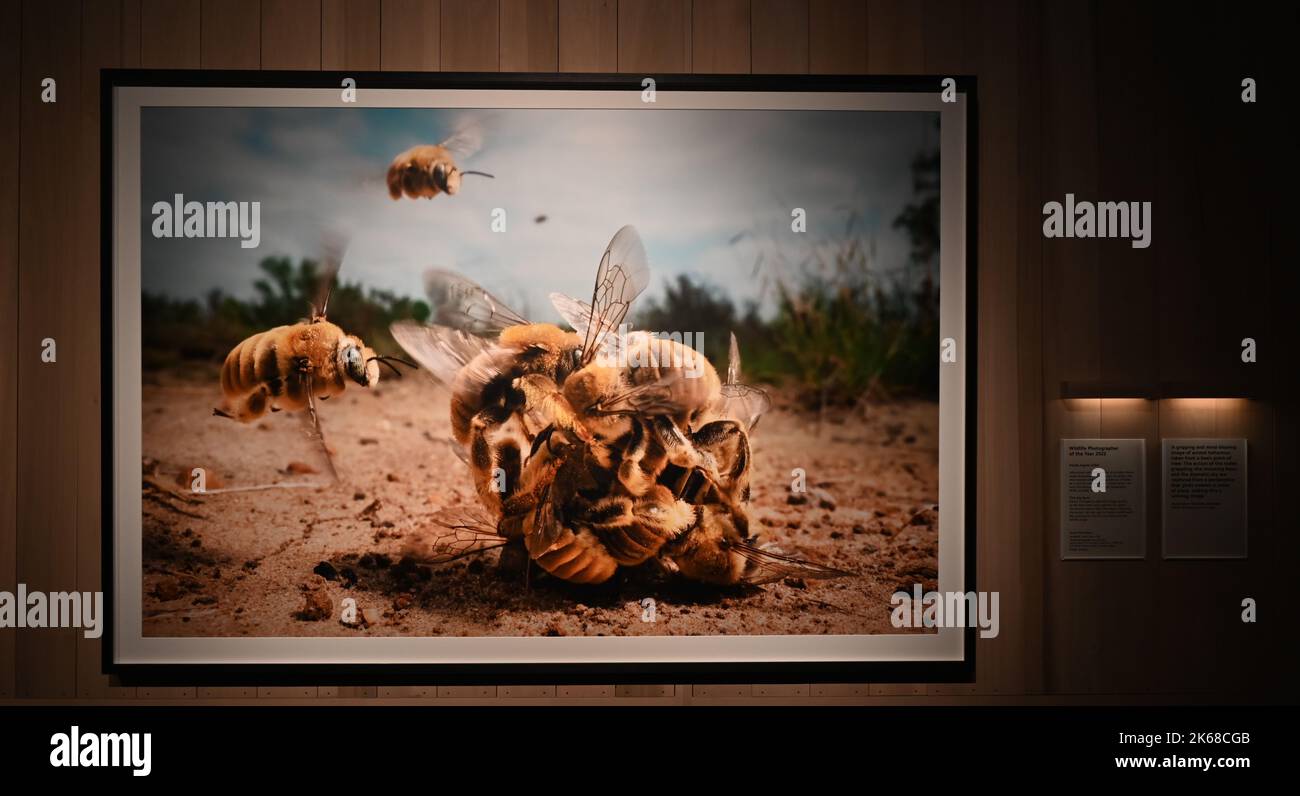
[1060,439,1146,560]
[1162,438,1247,559]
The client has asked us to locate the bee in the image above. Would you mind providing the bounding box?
[389,226,651,516]
[386,123,495,200]
[214,246,413,425]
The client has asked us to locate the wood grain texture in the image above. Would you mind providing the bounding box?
[809,0,866,74]
[261,0,322,69]
[382,0,442,70]
[323,0,382,70]
[557,0,616,72]
[968,0,1025,696]
[692,0,749,74]
[17,0,82,699]
[122,0,142,67]
[78,0,132,699]
[501,0,557,71]
[0,0,19,702]
[618,0,691,73]
[201,0,261,68]
[752,0,808,73]
[141,0,200,67]
[1015,0,1045,694]
[867,0,924,73]
[441,0,500,71]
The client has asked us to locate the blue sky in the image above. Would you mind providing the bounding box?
[141,105,938,321]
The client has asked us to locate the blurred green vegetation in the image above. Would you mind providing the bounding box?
[637,139,941,405]
[141,256,429,373]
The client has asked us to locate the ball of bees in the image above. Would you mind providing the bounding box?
[394,226,850,588]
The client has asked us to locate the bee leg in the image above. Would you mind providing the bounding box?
[217,385,272,422]
[648,415,725,492]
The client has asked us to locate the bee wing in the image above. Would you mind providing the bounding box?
[403,507,507,564]
[424,268,530,336]
[726,331,741,385]
[438,118,484,161]
[716,383,772,432]
[578,225,650,366]
[389,320,495,386]
[548,291,593,338]
[309,233,348,319]
[729,542,854,586]
[587,376,680,417]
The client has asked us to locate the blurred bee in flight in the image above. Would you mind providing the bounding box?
[386,121,495,201]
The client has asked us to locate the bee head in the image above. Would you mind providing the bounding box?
[432,162,461,195]
[338,337,380,387]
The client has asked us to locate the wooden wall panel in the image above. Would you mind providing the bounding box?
[0,0,1288,705]
[752,0,808,73]
[261,0,322,69]
[0,0,19,702]
[78,0,133,700]
[122,0,142,67]
[201,0,261,68]
[558,0,616,72]
[967,0,1025,696]
[692,0,750,74]
[809,0,866,74]
[17,0,83,699]
[618,0,691,73]
[141,0,200,68]
[382,0,442,70]
[867,0,924,74]
[441,0,501,70]
[323,0,382,70]
[501,0,557,71]
[1015,0,1045,695]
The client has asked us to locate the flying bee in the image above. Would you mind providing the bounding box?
[386,122,495,201]
[214,244,413,426]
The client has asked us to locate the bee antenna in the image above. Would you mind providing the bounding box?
[460,170,495,179]
[319,283,333,319]
[368,355,417,377]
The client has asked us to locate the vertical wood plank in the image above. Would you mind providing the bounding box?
[201,0,261,68]
[500,0,557,71]
[1015,0,1045,695]
[751,0,807,73]
[140,0,200,67]
[866,0,923,73]
[967,0,1023,696]
[809,0,865,74]
[441,0,500,71]
[1041,0,1100,695]
[77,0,132,699]
[557,0,615,72]
[121,0,142,67]
[261,0,322,69]
[323,0,382,70]
[618,0,691,73]
[1095,1,1155,389]
[382,0,442,70]
[692,0,749,74]
[0,0,19,702]
[17,0,82,699]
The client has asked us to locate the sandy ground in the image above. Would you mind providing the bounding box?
[140,369,939,638]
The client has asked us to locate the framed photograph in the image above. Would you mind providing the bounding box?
[103,71,976,683]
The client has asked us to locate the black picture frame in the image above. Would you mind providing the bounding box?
[101,70,978,686]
